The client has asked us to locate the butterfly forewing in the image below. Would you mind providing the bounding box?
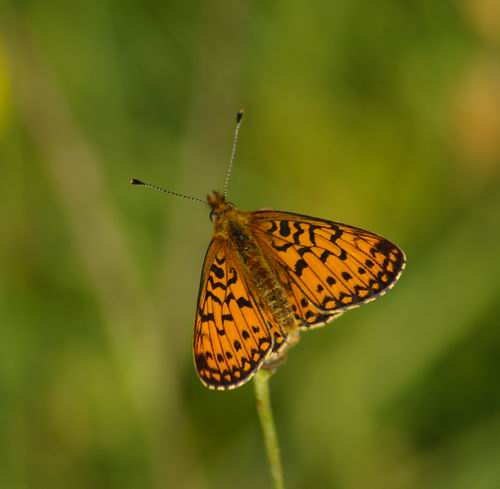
[250,210,406,328]
[193,237,276,389]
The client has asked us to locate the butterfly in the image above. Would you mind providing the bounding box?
[131,110,406,390]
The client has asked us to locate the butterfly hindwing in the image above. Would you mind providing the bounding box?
[193,237,277,389]
[251,210,406,329]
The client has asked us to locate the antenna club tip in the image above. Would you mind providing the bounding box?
[129,178,144,186]
[236,109,244,123]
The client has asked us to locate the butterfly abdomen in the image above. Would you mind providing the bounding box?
[227,218,298,350]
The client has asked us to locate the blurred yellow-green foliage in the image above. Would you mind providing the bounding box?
[1,1,500,488]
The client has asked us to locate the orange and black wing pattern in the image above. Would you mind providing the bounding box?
[193,237,282,390]
[251,211,405,329]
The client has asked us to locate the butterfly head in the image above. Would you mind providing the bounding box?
[207,191,235,223]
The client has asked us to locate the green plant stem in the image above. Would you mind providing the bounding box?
[254,369,285,489]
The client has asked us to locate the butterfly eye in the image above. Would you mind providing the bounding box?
[209,210,218,222]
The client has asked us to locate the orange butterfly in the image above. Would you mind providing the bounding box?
[131,111,406,390]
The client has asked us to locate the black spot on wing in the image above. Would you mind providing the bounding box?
[294,259,307,276]
[267,221,278,233]
[329,225,343,242]
[201,312,215,322]
[207,277,227,290]
[292,222,305,244]
[279,220,291,237]
[227,268,238,286]
[374,239,393,255]
[321,296,335,308]
[195,353,209,370]
[326,276,336,286]
[205,291,222,304]
[272,241,294,252]
[308,225,318,246]
[298,247,310,257]
[319,249,332,263]
[210,264,225,279]
[236,297,252,308]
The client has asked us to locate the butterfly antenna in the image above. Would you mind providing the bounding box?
[223,109,244,198]
[129,178,208,206]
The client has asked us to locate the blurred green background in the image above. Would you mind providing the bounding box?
[1,1,500,488]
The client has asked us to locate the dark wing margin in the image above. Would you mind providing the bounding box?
[251,210,406,329]
[193,237,276,390]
